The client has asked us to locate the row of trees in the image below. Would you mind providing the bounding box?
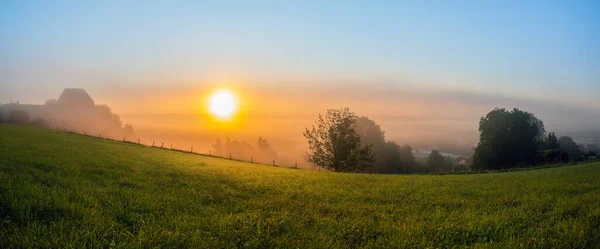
[304,108,457,174]
[0,109,49,129]
[304,107,597,173]
[472,108,595,170]
[211,136,281,165]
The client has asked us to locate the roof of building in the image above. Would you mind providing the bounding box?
[57,88,95,108]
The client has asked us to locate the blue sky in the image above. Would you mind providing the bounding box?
[1,1,599,106]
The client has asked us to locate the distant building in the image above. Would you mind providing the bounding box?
[57,88,96,108]
[0,88,134,138]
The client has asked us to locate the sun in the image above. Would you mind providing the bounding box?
[209,89,237,119]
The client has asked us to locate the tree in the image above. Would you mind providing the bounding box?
[304,108,375,172]
[472,108,546,170]
[45,99,58,106]
[383,141,417,173]
[427,150,446,173]
[123,124,134,137]
[8,110,31,124]
[587,144,599,155]
[558,136,581,161]
[31,117,49,129]
[547,132,559,150]
[212,139,223,156]
[257,136,278,161]
[354,117,387,172]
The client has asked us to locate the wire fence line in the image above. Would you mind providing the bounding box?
[55,127,301,170]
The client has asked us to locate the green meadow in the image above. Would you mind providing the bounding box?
[1,124,599,248]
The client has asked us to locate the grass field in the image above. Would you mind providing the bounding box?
[1,124,599,248]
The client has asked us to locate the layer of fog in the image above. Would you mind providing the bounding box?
[2,83,599,170]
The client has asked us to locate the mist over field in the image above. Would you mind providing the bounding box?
[2,1,600,248]
[2,82,600,169]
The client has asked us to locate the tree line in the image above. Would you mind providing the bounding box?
[304,107,598,173]
[303,108,467,174]
[472,108,596,170]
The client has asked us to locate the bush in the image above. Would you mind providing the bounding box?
[32,117,49,129]
[8,110,31,124]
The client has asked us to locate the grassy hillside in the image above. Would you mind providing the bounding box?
[1,124,599,248]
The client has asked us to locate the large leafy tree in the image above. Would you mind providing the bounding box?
[473,108,546,170]
[304,108,375,172]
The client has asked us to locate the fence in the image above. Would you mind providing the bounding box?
[54,127,301,169]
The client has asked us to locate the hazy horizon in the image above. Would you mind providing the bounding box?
[1,1,599,165]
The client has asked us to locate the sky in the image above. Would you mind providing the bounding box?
[1,1,599,147]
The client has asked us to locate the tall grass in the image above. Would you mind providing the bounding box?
[1,124,599,248]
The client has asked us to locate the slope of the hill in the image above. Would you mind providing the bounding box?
[0,124,599,248]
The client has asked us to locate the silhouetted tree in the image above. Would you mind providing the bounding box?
[257,136,278,160]
[383,141,418,173]
[427,150,447,173]
[123,124,134,137]
[212,139,223,156]
[559,136,581,161]
[304,108,375,172]
[472,108,546,170]
[8,110,31,124]
[536,132,561,163]
[354,116,420,174]
[224,137,253,160]
[355,117,388,172]
[547,132,559,150]
[45,98,58,106]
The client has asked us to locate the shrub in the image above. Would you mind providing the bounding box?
[0,108,5,122]
[32,117,49,129]
[8,110,31,124]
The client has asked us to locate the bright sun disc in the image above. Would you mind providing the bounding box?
[209,90,237,118]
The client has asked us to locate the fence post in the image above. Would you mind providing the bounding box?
[161,142,163,148]
[99,134,101,138]
[272,160,275,166]
[229,153,232,159]
[251,157,253,163]
[152,141,154,147]
[84,132,86,135]
[138,138,140,144]
[191,147,193,153]
[295,162,297,168]
[123,137,125,142]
